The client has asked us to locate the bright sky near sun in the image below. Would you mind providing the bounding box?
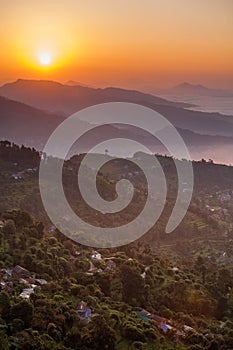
[0,0,233,89]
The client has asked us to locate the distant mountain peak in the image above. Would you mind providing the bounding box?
[176,82,193,87]
[157,82,233,97]
[173,82,208,91]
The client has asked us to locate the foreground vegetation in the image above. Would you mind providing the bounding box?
[0,141,233,349]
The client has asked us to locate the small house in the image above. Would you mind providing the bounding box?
[35,278,48,286]
[12,265,30,280]
[77,301,91,326]
[172,267,179,272]
[105,259,116,271]
[158,324,173,333]
[137,312,150,322]
[150,314,167,325]
[48,226,56,233]
[91,250,102,260]
[0,281,6,290]
[4,269,13,278]
[20,287,35,299]
[69,255,78,264]
[137,310,151,322]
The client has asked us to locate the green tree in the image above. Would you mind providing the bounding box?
[90,315,116,350]
[0,330,9,350]
[120,264,144,304]
[11,299,34,327]
[0,291,10,319]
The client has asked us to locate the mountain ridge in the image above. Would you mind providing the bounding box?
[1,95,233,163]
[0,79,191,115]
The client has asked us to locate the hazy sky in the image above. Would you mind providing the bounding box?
[1,0,233,90]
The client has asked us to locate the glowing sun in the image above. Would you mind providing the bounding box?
[39,52,52,65]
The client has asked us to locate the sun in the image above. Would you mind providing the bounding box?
[39,52,52,65]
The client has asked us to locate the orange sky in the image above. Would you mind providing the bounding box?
[0,0,233,90]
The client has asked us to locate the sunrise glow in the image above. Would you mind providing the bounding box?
[0,0,232,88]
[39,53,52,66]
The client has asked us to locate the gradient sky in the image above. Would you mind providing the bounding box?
[1,0,233,90]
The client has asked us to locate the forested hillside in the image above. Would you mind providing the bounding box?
[0,141,233,349]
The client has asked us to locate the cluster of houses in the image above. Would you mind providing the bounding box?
[137,310,172,333]
[205,204,229,221]
[204,190,233,221]
[0,265,47,299]
[1,264,93,327]
[87,250,117,275]
[217,191,233,203]
[137,309,203,339]
[11,167,37,180]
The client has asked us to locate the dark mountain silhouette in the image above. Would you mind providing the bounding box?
[1,79,233,138]
[0,79,191,116]
[0,96,65,149]
[149,104,233,137]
